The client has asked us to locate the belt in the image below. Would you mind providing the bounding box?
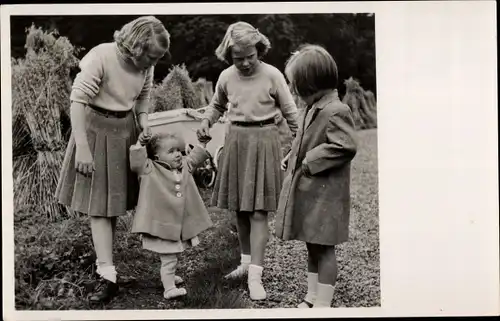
[88,104,131,118]
[231,118,275,127]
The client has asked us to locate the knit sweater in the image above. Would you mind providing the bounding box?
[203,62,299,135]
[70,42,153,114]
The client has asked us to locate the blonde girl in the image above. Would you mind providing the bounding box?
[197,21,299,300]
[275,44,357,308]
[55,16,170,304]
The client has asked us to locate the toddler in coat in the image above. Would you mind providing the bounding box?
[129,131,213,299]
[275,44,358,308]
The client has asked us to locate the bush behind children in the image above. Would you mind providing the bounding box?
[56,16,357,308]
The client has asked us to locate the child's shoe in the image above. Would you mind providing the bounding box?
[224,254,251,279]
[312,283,335,308]
[297,272,318,308]
[164,287,187,299]
[174,275,184,285]
[248,264,266,300]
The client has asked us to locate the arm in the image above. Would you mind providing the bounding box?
[129,141,151,175]
[135,67,154,132]
[201,76,229,128]
[303,107,357,175]
[274,71,299,136]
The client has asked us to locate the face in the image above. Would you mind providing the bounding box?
[156,138,183,169]
[134,42,167,71]
[231,44,259,76]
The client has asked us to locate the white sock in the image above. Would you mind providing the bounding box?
[298,272,318,307]
[313,283,335,308]
[97,265,117,283]
[225,254,251,279]
[160,254,186,297]
[248,264,266,300]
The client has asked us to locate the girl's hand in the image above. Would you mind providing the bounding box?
[75,145,95,177]
[281,152,291,171]
[197,119,212,142]
[139,126,152,145]
[301,159,312,177]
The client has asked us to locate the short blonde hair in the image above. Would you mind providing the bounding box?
[285,44,338,98]
[114,16,170,61]
[215,21,271,63]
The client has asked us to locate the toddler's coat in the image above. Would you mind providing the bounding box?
[130,144,213,241]
[275,90,357,246]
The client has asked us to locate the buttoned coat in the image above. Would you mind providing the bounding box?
[130,144,213,242]
[274,90,357,246]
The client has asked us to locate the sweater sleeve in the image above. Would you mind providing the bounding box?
[130,144,153,175]
[273,70,299,136]
[70,47,104,104]
[304,106,358,175]
[134,66,154,114]
[202,73,228,127]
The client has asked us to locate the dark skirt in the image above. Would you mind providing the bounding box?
[211,123,283,213]
[55,106,139,217]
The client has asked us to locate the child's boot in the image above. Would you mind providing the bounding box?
[312,283,335,308]
[248,264,266,300]
[89,265,119,304]
[160,254,187,299]
[297,272,318,308]
[224,254,251,279]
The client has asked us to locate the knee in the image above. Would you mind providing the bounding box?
[250,211,268,223]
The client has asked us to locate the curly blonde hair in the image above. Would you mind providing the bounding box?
[114,16,170,61]
[215,21,271,64]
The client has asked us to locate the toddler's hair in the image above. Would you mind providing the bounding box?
[285,44,338,98]
[146,132,186,159]
[215,21,271,64]
[114,16,170,62]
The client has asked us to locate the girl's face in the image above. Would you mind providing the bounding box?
[134,42,167,71]
[231,44,259,76]
[156,138,184,170]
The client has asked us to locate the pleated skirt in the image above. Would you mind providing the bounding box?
[211,123,283,213]
[55,107,139,217]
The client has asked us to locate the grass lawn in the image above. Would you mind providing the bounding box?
[13,128,379,310]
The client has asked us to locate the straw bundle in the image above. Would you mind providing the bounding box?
[151,64,201,112]
[11,25,80,220]
[194,78,214,107]
[342,77,377,130]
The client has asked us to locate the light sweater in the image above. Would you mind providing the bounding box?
[203,62,299,135]
[70,42,153,114]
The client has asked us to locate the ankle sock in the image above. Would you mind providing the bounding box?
[313,283,335,308]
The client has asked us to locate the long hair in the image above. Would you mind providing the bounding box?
[114,16,170,61]
[215,21,271,64]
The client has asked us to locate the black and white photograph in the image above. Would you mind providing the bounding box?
[2,1,498,320]
[9,11,379,311]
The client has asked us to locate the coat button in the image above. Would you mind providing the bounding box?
[175,184,181,190]
[176,192,182,198]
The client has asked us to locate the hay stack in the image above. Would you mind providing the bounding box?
[11,25,80,220]
[342,77,377,130]
[151,64,201,113]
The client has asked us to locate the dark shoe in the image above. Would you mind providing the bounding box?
[89,278,119,304]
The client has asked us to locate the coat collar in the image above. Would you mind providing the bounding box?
[303,89,339,130]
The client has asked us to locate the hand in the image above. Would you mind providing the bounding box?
[197,119,212,143]
[301,159,312,177]
[139,126,152,145]
[281,152,291,171]
[75,145,95,177]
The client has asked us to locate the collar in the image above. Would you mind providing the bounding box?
[155,160,182,172]
[308,89,339,111]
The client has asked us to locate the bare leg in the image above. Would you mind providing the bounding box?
[225,211,252,279]
[90,217,115,281]
[313,245,337,308]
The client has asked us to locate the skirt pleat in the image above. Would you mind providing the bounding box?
[55,107,139,217]
[211,124,283,213]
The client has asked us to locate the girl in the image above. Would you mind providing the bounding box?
[275,45,358,308]
[197,21,299,300]
[129,131,213,299]
[55,16,170,303]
